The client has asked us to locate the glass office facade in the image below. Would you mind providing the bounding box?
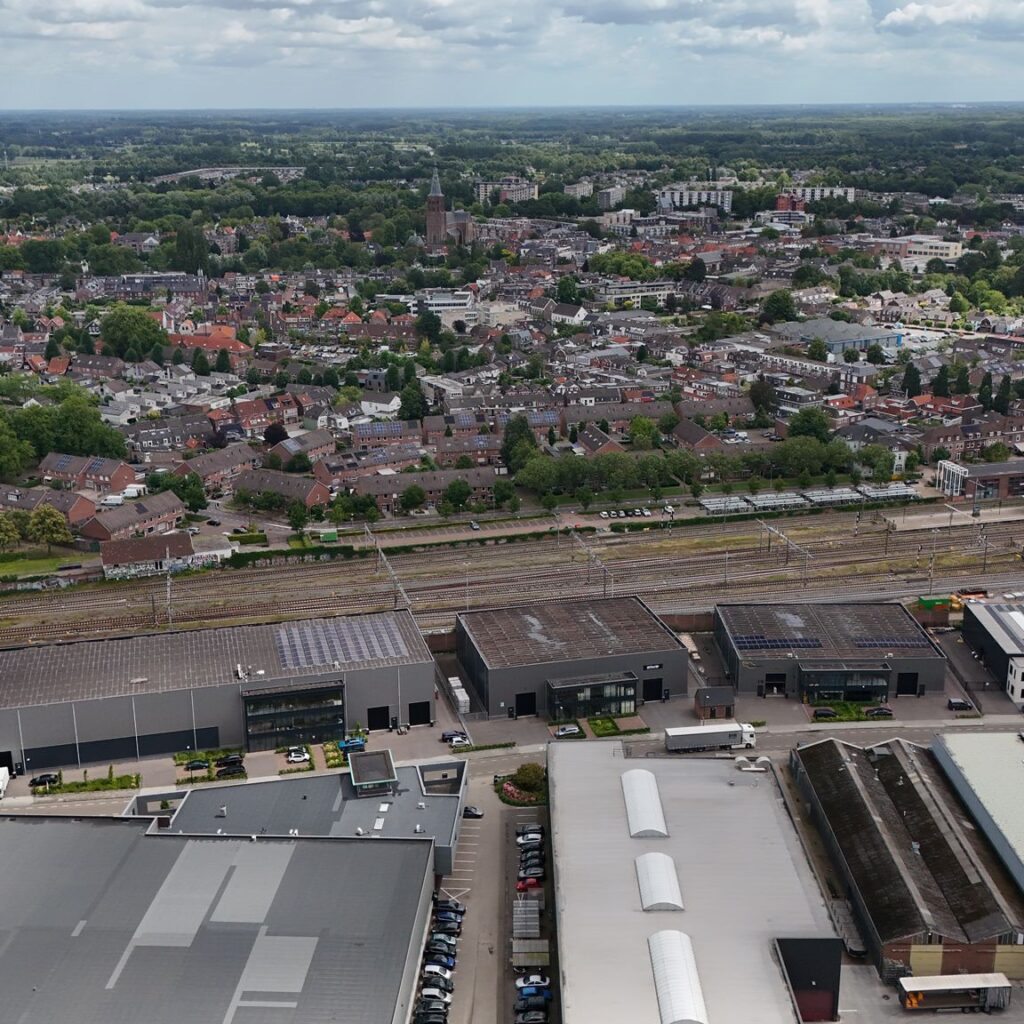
[547,673,638,720]
[799,664,889,703]
[243,685,345,751]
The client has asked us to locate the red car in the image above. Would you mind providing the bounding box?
[516,877,542,892]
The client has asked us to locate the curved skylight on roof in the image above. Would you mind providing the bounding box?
[621,769,668,838]
[635,852,683,911]
[648,930,708,1024]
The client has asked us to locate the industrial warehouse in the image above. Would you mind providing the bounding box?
[549,742,842,1024]
[934,732,1024,909]
[0,814,434,1024]
[713,602,946,699]
[454,596,689,718]
[791,737,1024,979]
[0,611,435,770]
[962,601,1024,709]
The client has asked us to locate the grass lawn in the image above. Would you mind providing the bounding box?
[588,716,620,737]
[0,548,90,579]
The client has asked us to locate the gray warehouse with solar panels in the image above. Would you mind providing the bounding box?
[0,611,435,771]
[714,603,945,701]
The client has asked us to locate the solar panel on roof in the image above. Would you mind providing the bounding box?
[55,454,73,471]
[275,618,410,670]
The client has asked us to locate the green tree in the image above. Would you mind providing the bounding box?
[0,512,20,551]
[932,364,950,397]
[842,348,860,364]
[398,380,427,420]
[264,422,288,445]
[27,504,73,554]
[761,289,799,324]
[191,348,211,376]
[978,371,994,410]
[215,349,232,374]
[787,407,832,444]
[415,310,442,343]
[99,306,168,359]
[931,446,951,465]
[501,415,538,473]
[556,276,580,304]
[385,364,402,392]
[172,347,185,365]
[657,412,680,435]
[442,478,472,510]
[984,441,1011,462]
[901,363,922,398]
[171,223,210,276]
[493,478,516,507]
[865,343,886,365]
[575,487,593,511]
[628,416,658,450]
[806,337,829,362]
[287,502,309,533]
[285,453,312,473]
[547,426,557,447]
[683,257,706,282]
[748,379,777,413]
[994,374,1012,415]
[399,485,426,513]
[0,419,34,479]
[953,364,971,395]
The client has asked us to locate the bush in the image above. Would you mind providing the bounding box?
[458,741,517,753]
[588,716,620,737]
[512,762,546,793]
[173,746,242,766]
[40,770,141,794]
[615,726,651,737]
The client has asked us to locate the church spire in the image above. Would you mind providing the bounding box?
[429,167,443,197]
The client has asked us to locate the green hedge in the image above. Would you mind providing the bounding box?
[227,544,363,568]
[235,533,268,545]
[173,747,242,766]
[616,726,651,736]
[459,741,516,753]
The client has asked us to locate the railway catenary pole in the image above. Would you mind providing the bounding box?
[569,528,611,598]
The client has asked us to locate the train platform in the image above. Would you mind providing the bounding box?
[887,503,1024,532]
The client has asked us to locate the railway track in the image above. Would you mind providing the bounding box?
[0,512,1020,647]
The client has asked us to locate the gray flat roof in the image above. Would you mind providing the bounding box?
[716,602,943,661]
[549,742,835,1024]
[170,764,462,844]
[458,596,684,670]
[933,732,1024,887]
[967,603,1024,656]
[0,610,432,707]
[0,815,431,1024]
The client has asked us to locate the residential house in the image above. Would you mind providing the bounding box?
[38,453,137,495]
[313,445,425,489]
[78,491,185,542]
[353,468,498,515]
[360,392,402,418]
[576,425,626,456]
[173,443,261,495]
[351,420,423,452]
[0,486,95,526]
[232,469,331,510]
[269,429,337,466]
[671,419,726,452]
[101,532,194,580]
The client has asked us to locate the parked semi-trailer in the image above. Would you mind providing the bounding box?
[665,723,756,752]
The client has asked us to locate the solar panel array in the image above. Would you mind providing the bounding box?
[733,634,824,651]
[54,454,74,471]
[853,636,932,649]
[276,618,409,670]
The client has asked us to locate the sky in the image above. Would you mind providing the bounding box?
[2,0,1024,109]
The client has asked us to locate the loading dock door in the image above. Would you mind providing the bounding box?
[0,750,13,774]
[896,672,919,697]
[642,678,664,702]
[515,692,537,717]
[366,705,390,731]
[408,700,431,727]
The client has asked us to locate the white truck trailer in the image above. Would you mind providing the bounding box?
[665,723,756,752]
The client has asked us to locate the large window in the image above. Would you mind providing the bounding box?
[244,686,345,751]
[548,675,637,720]
[799,667,888,702]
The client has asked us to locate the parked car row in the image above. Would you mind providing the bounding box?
[510,823,553,1021]
[415,898,468,1024]
[441,729,472,749]
[599,508,652,519]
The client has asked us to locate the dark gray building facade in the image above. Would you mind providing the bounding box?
[455,597,688,719]
[0,611,435,770]
[714,602,945,700]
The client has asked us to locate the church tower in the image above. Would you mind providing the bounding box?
[425,167,447,246]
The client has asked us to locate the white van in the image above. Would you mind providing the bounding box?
[100,494,125,507]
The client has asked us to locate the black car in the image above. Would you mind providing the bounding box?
[515,1013,548,1024]
[413,1013,448,1024]
[416,999,449,1015]
[948,697,973,712]
[184,759,209,771]
[432,920,461,936]
[515,997,549,1012]
[441,730,467,743]
[434,899,466,915]
[206,518,221,526]
[462,805,484,819]
[865,707,893,719]
[518,866,546,880]
[425,940,457,955]
[520,855,545,868]
[216,764,246,779]
[215,754,244,768]
[812,707,838,720]
[29,773,60,788]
